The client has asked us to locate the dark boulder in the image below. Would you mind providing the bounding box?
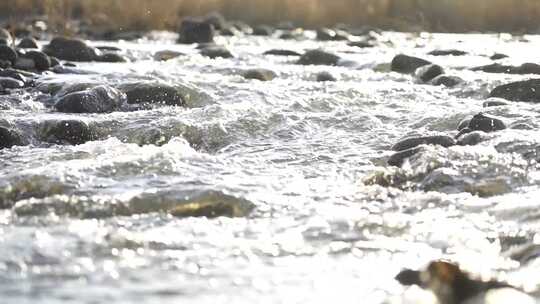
[489,79,540,102]
[347,41,375,48]
[263,49,301,56]
[483,98,508,107]
[428,49,467,56]
[490,53,508,60]
[118,82,185,106]
[0,127,24,149]
[252,25,273,36]
[153,50,184,61]
[242,68,276,81]
[21,50,51,71]
[177,19,214,44]
[415,64,444,82]
[0,77,24,89]
[0,69,28,83]
[297,49,340,66]
[473,63,540,75]
[49,57,61,67]
[391,54,431,74]
[456,131,487,146]
[43,37,99,61]
[200,46,233,59]
[430,75,462,87]
[316,71,336,82]
[96,53,127,62]
[17,37,39,49]
[43,120,97,145]
[472,63,512,73]
[387,146,422,167]
[0,59,10,68]
[456,113,506,138]
[54,85,126,113]
[0,39,7,46]
[96,46,122,52]
[0,45,17,65]
[316,28,349,41]
[391,135,455,151]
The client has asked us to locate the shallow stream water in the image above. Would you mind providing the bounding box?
[1,31,540,303]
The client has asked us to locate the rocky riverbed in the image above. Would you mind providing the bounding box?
[1,19,540,303]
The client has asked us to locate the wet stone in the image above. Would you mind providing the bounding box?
[154,50,184,61]
[43,37,99,62]
[456,131,487,146]
[456,113,506,138]
[0,127,24,149]
[387,146,422,167]
[0,29,12,44]
[297,49,340,66]
[252,25,273,36]
[43,120,98,145]
[316,28,349,41]
[96,53,127,63]
[347,40,375,48]
[242,68,276,81]
[428,49,467,56]
[0,77,24,89]
[490,53,508,60]
[415,64,444,82]
[483,98,508,107]
[17,37,38,49]
[118,82,185,106]
[430,75,462,87]
[54,85,126,113]
[21,50,51,71]
[391,135,455,151]
[316,71,336,82]
[0,45,18,65]
[169,191,255,218]
[391,54,431,74]
[200,46,233,59]
[177,19,215,44]
[489,79,540,102]
[263,49,301,56]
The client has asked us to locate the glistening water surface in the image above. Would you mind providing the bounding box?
[1,31,540,303]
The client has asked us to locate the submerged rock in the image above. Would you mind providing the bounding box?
[387,146,422,167]
[456,113,506,138]
[0,126,24,149]
[347,40,375,48]
[54,85,126,113]
[456,131,488,146]
[415,64,444,82]
[96,53,127,63]
[428,49,467,56]
[0,45,17,65]
[316,71,336,82]
[18,37,39,49]
[118,82,185,106]
[489,79,540,102]
[42,120,98,145]
[0,77,24,89]
[483,98,508,107]
[490,53,508,60]
[242,68,276,81]
[297,49,340,66]
[153,50,185,61]
[263,49,301,56]
[430,75,462,87]
[391,135,455,151]
[177,19,215,44]
[200,46,233,59]
[391,54,431,74]
[43,37,99,62]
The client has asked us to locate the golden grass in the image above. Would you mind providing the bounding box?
[1,0,540,33]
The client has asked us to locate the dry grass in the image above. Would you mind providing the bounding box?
[1,0,540,33]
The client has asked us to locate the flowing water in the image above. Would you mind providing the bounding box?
[1,31,540,303]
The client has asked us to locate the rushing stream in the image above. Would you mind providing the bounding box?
[1,30,540,303]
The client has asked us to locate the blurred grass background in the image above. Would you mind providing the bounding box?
[1,0,539,33]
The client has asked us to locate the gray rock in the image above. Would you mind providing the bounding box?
[0,127,24,149]
[263,49,301,56]
[55,85,126,113]
[430,75,462,87]
[489,79,540,102]
[387,146,422,167]
[22,50,51,71]
[456,113,506,138]
[316,71,336,82]
[118,82,185,106]
[43,37,99,62]
[415,64,444,82]
[483,98,508,107]
[242,68,276,81]
[96,53,127,63]
[297,49,340,66]
[153,50,184,61]
[428,49,467,56]
[316,28,349,41]
[456,131,487,146]
[252,25,273,36]
[391,135,455,151]
[391,54,431,74]
[200,46,233,59]
[178,19,215,44]
[17,37,39,49]
[0,77,24,89]
[42,120,98,145]
[0,45,17,65]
